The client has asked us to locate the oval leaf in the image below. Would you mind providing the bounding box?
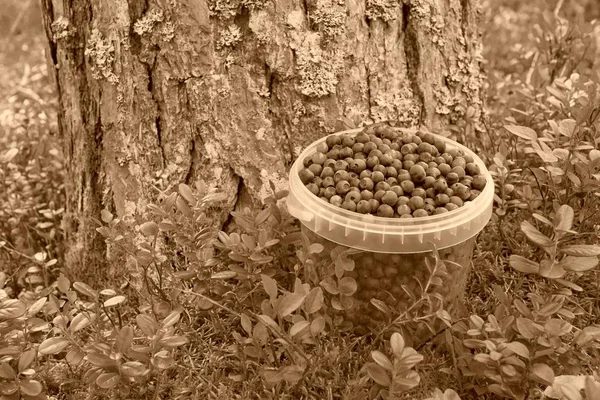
[103,295,126,307]
[39,337,70,355]
[559,256,598,272]
[509,255,539,274]
[96,372,121,389]
[390,332,405,359]
[521,221,554,248]
[70,313,92,333]
[290,321,310,337]
[304,287,324,314]
[19,380,43,396]
[139,221,159,237]
[18,349,36,372]
[338,277,357,296]
[0,299,27,320]
[371,350,393,371]
[506,342,530,359]
[279,293,306,317]
[560,245,600,257]
[529,363,555,385]
[504,125,537,141]
[366,363,391,387]
[73,282,97,298]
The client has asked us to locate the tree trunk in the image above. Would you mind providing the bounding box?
[39,0,483,281]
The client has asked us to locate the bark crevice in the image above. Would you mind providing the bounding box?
[401,3,425,125]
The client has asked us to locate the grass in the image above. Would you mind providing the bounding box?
[1,0,599,399]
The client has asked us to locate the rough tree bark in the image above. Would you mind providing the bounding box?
[39,0,483,281]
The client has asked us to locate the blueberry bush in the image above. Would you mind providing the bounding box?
[1,0,600,399]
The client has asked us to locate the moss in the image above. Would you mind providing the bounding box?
[370,87,421,126]
[365,0,400,22]
[85,28,118,84]
[217,24,243,49]
[293,32,342,97]
[409,0,446,47]
[433,85,456,115]
[50,16,70,42]
[207,0,242,20]
[133,9,164,36]
[310,2,346,38]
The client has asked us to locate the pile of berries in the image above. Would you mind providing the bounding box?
[298,124,486,218]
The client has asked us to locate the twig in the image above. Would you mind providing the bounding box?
[553,0,564,16]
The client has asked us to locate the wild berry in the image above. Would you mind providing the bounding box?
[330,195,343,207]
[382,191,399,206]
[336,180,351,195]
[342,200,357,211]
[377,204,394,218]
[357,200,372,214]
[413,209,429,218]
[299,168,314,184]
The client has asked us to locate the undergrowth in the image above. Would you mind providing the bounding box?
[1,1,600,399]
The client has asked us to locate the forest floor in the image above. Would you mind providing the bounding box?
[1,1,600,400]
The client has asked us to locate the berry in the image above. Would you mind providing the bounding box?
[403,160,415,170]
[346,191,362,203]
[449,196,463,207]
[446,172,459,184]
[324,187,337,199]
[336,180,351,195]
[306,183,319,196]
[425,188,436,198]
[435,193,449,206]
[350,159,367,174]
[356,133,370,143]
[410,165,426,183]
[382,191,399,206]
[352,143,365,154]
[451,166,465,179]
[330,195,343,207]
[299,168,314,184]
[441,153,453,164]
[359,177,374,191]
[322,176,335,187]
[434,207,449,214]
[397,170,411,182]
[400,180,414,194]
[375,181,391,192]
[469,190,481,201]
[342,136,355,147]
[342,200,357,211]
[324,159,336,169]
[377,204,395,218]
[312,152,327,165]
[434,140,446,153]
[423,176,436,189]
[361,190,374,201]
[341,147,354,158]
[321,166,334,178]
[373,164,387,174]
[433,178,448,193]
[372,171,385,183]
[400,213,414,218]
[386,166,398,178]
[465,163,480,176]
[368,199,380,212]
[360,170,372,179]
[409,196,425,210]
[412,188,427,199]
[334,170,350,183]
[397,204,412,216]
[413,209,429,218]
[380,154,393,166]
[390,186,404,197]
[374,190,386,202]
[357,200,372,214]
[334,160,349,171]
[445,203,459,211]
[367,156,380,169]
[472,175,486,190]
[325,135,341,148]
[363,142,377,154]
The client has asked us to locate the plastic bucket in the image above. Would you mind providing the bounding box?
[287,127,494,337]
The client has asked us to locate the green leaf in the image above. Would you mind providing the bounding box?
[371,350,393,371]
[72,282,98,298]
[338,277,357,296]
[319,277,339,295]
[516,318,543,339]
[310,316,326,336]
[554,205,574,233]
[161,311,181,328]
[366,363,391,387]
[504,125,537,140]
[261,274,278,302]
[57,275,70,293]
[520,221,555,248]
[66,349,85,365]
[585,377,600,400]
[509,255,539,274]
[279,293,306,317]
[529,363,555,385]
[136,314,158,336]
[281,365,304,383]
[397,352,424,372]
[19,379,43,396]
[18,349,36,372]
[178,183,195,204]
[96,372,121,389]
[69,313,92,333]
[505,342,530,359]
[103,295,126,307]
[0,148,19,163]
[304,287,324,314]
[0,362,16,379]
[27,297,47,316]
[263,370,283,384]
[152,351,175,369]
[159,335,189,347]
[290,320,310,337]
[86,352,117,368]
[121,361,146,377]
[115,326,134,353]
[560,245,600,257]
[100,209,113,223]
[559,256,598,272]
[390,332,405,359]
[539,259,566,279]
[544,319,572,337]
[392,370,421,391]
[0,299,27,320]
[240,314,253,336]
[39,337,70,355]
